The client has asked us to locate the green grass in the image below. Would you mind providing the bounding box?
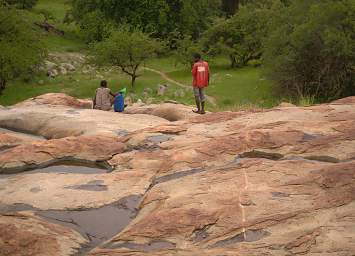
[0,57,280,109]
[31,0,85,52]
[0,68,186,106]
[166,57,278,108]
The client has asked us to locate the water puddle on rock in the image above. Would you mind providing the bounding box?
[0,195,141,255]
[104,240,176,252]
[0,127,46,141]
[0,162,111,178]
[27,162,112,175]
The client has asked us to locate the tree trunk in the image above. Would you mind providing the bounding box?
[0,78,6,95]
[222,0,239,17]
[131,75,137,87]
[230,55,237,68]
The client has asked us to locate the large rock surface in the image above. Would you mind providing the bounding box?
[0,94,354,256]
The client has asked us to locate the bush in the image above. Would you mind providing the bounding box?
[5,0,37,9]
[202,4,269,68]
[264,0,355,101]
[0,4,46,94]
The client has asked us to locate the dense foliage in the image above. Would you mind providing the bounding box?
[264,0,355,100]
[5,0,37,9]
[202,5,268,68]
[0,3,46,94]
[70,0,221,44]
[91,27,162,87]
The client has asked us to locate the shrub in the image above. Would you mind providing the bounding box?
[264,0,355,101]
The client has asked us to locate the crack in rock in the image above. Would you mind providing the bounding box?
[211,229,271,248]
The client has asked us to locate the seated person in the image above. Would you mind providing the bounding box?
[93,80,116,111]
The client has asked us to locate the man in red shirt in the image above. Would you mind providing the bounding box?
[192,53,210,114]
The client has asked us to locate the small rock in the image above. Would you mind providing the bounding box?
[59,66,67,75]
[47,69,58,78]
[278,102,296,108]
[157,84,168,96]
[61,63,76,72]
[45,61,57,70]
[38,80,44,85]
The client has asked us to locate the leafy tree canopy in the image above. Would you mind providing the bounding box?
[264,0,355,100]
[90,26,163,87]
[70,0,221,44]
[0,3,46,93]
[5,0,37,9]
[202,3,269,67]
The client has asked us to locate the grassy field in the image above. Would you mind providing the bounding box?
[0,0,280,110]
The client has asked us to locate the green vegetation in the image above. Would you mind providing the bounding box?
[5,0,37,9]
[0,56,276,109]
[69,0,221,44]
[91,27,163,87]
[0,0,353,109]
[264,0,355,100]
[0,2,47,94]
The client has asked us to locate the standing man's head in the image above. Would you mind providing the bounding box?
[100,80,108,88]
[193,53,201,63]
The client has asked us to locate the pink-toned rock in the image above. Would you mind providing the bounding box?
[16,93,92,109]
[0,135,126,173]
[0,95,354,256]
[0,213,86,256]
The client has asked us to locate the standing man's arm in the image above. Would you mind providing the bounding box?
[192,63,197,78]
[207,63,210,85]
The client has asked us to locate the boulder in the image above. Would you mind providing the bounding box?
[0,95,354,256]
[16,93,92,109]
[47,69,58,78]
[157,84,168,96]
[0,213,87,256]
[125,103,195,121]
[61,63,76,72]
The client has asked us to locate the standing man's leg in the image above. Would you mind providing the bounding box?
[193,87,201,113]
[200,88,206,114]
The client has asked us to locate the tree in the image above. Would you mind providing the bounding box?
[263,0,355,100]
[203,4,269,68]
[222,0,239,17]
[69,0,221,44]
[173,36,203,66]
[5,0,37,9]
[0,4,46,94]
[91,27,162,87]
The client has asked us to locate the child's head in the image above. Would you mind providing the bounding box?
[100,80,107,88]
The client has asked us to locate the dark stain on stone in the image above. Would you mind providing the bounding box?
[211,229,270,248]
[30,187,42,193]
[146,134,174,144]
[104,240,176,252]
[152,168,206,186]
[239,150,284,161]
[65,180,108,191]
[192,223,214,242]
[66,110,81,115]
[302,133,320,142]
[29,163,111,175]
[304,155,340,163]
[271,192,290,198]
[114,129,129,136]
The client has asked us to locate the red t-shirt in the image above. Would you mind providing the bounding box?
[192,61,209,88]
